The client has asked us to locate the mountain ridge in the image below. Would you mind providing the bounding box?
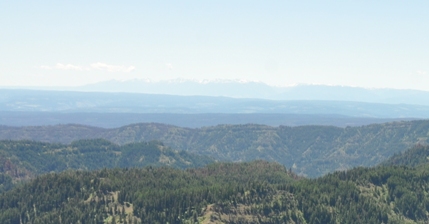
[74,79,429,105]
[4,79,429,105]
[0,139,214,189]
[1,120,428,177]
[2,89,429,118]
[0,111,416,128]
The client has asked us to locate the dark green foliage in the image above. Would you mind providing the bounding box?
[0,174,13,193]
[0,139,213,186]
[0,161,296,224]
[382,144,429,167]
[0,161,429,223]
[1,120,429,176]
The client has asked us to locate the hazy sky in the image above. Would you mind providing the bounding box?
[1,1,428,90]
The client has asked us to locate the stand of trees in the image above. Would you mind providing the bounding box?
[0,139,213,192]
[0,159,429,223]
[2,120,429,177]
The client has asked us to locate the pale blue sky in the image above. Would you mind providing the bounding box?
[1,1,428,90]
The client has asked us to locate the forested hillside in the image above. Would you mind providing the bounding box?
[0,160,429,223]
[382,144,429,167]
[1,120,429,176]
[0,139,213,191]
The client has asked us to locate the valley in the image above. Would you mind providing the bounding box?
[3,1,429,222]
[1,120,428,177]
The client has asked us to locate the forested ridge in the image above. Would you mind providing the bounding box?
[0,120,429,223]
[0,139,213,191]
[1,159,429,223]
[1,120,429,176]
[382,145,429,167]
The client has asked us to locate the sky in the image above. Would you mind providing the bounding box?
[1,1,428,90]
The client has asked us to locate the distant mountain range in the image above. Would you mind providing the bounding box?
[5,79,429,105]
[0,111,415,128]
[1,89,429,119]
[71,79,429,105]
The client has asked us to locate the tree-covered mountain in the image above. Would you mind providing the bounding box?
[0,160,428,223]
[1,120,429,177]
[0,139,213,191]
[382,144,429,167]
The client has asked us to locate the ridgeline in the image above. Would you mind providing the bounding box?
[1,120,428,177]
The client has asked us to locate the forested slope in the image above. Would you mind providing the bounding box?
[1,120,429,176]
[0,139,213,191]
[382,144,429,167]
[0,160,428,223]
